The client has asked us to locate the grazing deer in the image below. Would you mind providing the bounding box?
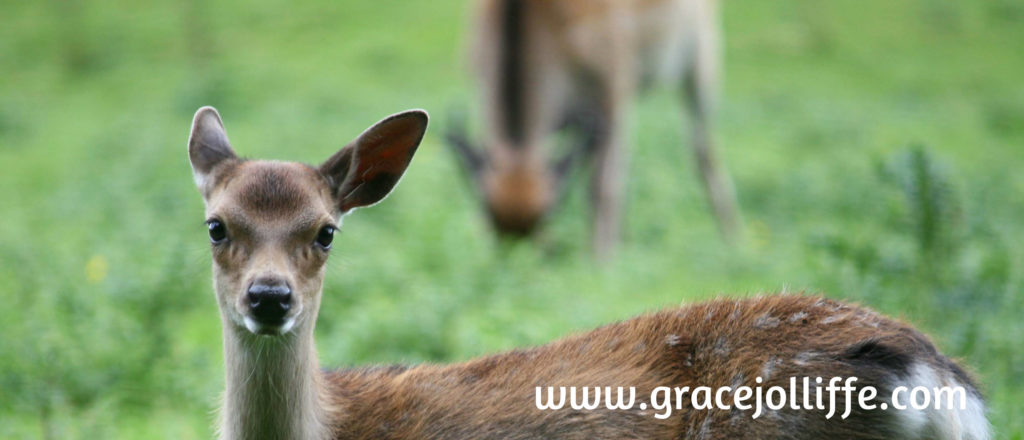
[188,106,988,440]
[446,0,741,258]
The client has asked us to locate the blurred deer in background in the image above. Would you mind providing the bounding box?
[446,0,741,259]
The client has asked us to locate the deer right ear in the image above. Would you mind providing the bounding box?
[320,110,428,215]
[188,106,238,190]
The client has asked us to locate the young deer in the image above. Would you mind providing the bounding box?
[188,106,989,440]
[446,0,740,258]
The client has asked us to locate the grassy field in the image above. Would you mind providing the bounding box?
[1,0,1022,438]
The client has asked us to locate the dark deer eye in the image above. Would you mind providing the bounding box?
[315,225,335,249]
[207,220,228,244]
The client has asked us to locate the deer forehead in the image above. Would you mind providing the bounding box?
[207,161,335,229]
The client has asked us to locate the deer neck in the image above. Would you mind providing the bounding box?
[220,317,330,440]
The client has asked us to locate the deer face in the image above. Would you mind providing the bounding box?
[446,123,583,238]
[198,161,337,335]
[188,107,427,336]
[478,150,556,236]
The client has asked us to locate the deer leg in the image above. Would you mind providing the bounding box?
[589,74,631,261]
[684,24,741,243]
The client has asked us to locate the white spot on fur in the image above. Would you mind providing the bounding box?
[793,351,819,366]
[753,314,780,329]
[957,392,991,440]
[788,311,809,323]
[761,357,781,380]
[729,307,742,321]
[665,334,681,346]
[821,313,848,324]
[891,363,990,440]
[813,299,842,312]
[857,314,881,328]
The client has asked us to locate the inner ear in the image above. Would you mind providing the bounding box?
[320,110,428,214]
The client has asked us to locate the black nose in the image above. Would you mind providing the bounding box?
[247,279,292,323]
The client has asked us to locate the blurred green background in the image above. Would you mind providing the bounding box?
[1,0,1022,438]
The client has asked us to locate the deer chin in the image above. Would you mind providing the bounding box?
[488,208,546,237]
[243,315,297,336]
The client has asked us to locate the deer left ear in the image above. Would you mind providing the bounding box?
[188,106,238,192]
[320,110,428,214]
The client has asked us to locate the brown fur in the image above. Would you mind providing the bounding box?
[320,295,982,439]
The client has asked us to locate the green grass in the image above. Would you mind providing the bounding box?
[1,0,1022,438]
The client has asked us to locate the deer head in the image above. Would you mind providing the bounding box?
[444,112,587,237]
[188,106,428,337]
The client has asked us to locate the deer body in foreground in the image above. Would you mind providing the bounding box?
[447,0,740,258]
[188,106,988,440]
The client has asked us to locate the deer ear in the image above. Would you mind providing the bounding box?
[320,110,428,214]
[443,109,486,183]
[188,106,238,190]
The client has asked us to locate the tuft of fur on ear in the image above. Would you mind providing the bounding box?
[188,106,238,191]
[320,110,428,214]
